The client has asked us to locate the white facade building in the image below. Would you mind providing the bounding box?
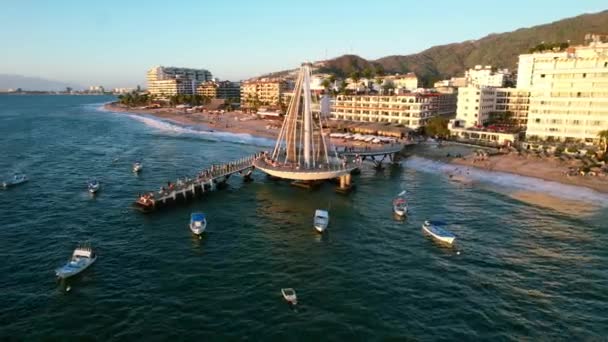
[147,66,212,97]
[523,42,608,142]
[465,65,512,87]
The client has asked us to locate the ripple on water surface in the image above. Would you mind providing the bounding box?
[1,96,607,339]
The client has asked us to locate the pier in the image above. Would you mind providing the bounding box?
[338,142,414,170]
[134,153,261,212]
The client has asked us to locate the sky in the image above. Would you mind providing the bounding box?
[1,0,606,88]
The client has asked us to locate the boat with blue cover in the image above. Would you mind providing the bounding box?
[422,220,456,245]
[88,179,100,194]
[55,244,97,279]
[2,173,28,188]
[189,213,207,236]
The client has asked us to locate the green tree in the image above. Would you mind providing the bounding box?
[321,78,332,92]
[424,117,450,138]
[598,129,608,156]
[375,76,384,94]
[374,65,385,77]
[338,80,349,95]
[349,71,361,93]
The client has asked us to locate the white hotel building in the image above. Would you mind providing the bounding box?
[147,66,213,97]
[331,92,457,130]
[519,40,608,142]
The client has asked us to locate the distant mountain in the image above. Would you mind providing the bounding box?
[306,10,608,86]
[0,74,82,91]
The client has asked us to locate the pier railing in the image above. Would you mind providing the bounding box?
[135,153,263,211]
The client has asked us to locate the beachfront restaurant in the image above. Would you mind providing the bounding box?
[448,119,519,146]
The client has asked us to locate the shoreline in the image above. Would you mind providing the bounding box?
[448,151,608,194]
[103,102,608,194]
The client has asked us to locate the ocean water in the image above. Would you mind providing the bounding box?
[1,95,607,340]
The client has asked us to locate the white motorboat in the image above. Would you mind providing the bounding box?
[88,179,100,194]
[422,220,456,245]
[189,213,207,236]
[132,162,143,173]
[313,209,329,233]
[55,244,97,279]
[281,288,297,305]
[2,173,28,188]
[392,190,407,217]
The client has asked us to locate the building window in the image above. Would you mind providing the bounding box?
[582,73,587,78]
[577,92,581,97]
[605,62,608,67]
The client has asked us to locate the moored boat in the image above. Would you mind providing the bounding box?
[392,190,407,217]
[88,179,100,194]
[189,213,207,236]
[2,173,28,188]
[313,209,329,233]
[55,244,97,279]
[281,288,297,305]
[422,220,456,245]
[132,162,143,173]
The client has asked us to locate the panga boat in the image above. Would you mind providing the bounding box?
[392,190,407,217]
[55,245,97,279]
[2,173,28,188]
[189,213,207,235]
[313,209,329,233]
[422,220,456,245]
[281,288,297,305]
[88,179,100,194]
[132,162,143,173]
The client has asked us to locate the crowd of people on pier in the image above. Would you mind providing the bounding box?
[136,152,264,207]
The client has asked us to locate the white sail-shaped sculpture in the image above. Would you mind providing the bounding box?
[254,62,355,181]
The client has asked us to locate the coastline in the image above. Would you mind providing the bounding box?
[449,151,608,194]
[103,102,608,194]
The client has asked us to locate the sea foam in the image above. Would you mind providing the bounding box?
[403,156,608,205]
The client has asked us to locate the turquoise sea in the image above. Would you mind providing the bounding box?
[1,95,607,340]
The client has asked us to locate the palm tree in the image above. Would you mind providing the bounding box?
[349,71,361,94]
[321,78,332,93]
[598,129,608,156]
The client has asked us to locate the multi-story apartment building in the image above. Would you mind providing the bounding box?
[464,65,512,87]
[384,73,419,91]
[147,66,212,97]
[196,80,241,100]
[240,78,289,108]
[523,40,608,142]
[331,92,457,130]
[455,87,531,128]
[494,89,531,127]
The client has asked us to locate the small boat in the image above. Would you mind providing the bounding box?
[313,209,329,233]
[88,179,100,194]
[132,162,143,173]
[2,173,28,188]
[422,220,456,245]
[189,213,207,236]
[55,244,97,279]
[281,288,297,305]
[392,190,407,217]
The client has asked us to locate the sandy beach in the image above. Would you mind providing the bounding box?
[450,151,608,194]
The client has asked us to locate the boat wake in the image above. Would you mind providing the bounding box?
[403,156,608,206]
[97,104,275,147]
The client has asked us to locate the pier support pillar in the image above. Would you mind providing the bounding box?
[336,174,354,194]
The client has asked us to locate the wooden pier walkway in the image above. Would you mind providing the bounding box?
[134,153,262,212]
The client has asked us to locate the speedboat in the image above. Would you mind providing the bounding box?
[132,162,143,173]
[55,244,97,279]
[88,179,100,194]
[2,173,28,188]
[422,220,456,245]
[392,190,407,217]
[313,209,329,233]
[281,288,297,305]
[189,213,207,236]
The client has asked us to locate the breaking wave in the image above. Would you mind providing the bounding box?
[403,156,608,205]
[99,104,274,147]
